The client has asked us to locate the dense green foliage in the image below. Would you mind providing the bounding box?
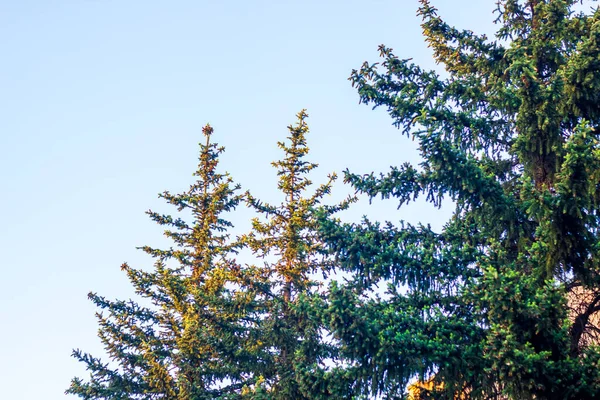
[317,0,600,398]
[70,1,600,399]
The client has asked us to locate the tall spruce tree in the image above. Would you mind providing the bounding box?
[318,0,600,399]
[67,126,258,399]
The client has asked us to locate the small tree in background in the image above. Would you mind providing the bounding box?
[238,110,353,399]
[68,113,349,399]
[319,0,600,398]
[67,126,258,398]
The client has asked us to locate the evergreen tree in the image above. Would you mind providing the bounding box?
[68,113,349,399]
[67,126,256,399]
[318,0,600,398]
[237,110,352,399]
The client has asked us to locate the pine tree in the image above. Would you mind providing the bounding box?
[67,126,256,399]
[68,114,351,399]
[318,0,600,398]
[237,110,352,399]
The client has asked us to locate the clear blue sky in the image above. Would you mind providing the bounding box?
[0,1,496,398]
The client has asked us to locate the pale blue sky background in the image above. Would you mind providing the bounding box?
[0,1,498,398]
